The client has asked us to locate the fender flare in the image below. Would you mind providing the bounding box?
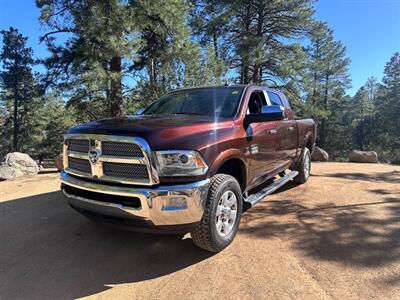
[298,131,315,160]
[208,149,248,188]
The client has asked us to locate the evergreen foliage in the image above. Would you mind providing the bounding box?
[0,2,398,163]
[0,27,43,155]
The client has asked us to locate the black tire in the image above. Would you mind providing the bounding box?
[191,174,242,252]
[293,147,311,184]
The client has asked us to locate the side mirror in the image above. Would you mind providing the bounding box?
[135,108,145,115]
[244,105,284,126]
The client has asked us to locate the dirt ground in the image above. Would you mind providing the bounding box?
[0,162,399,300]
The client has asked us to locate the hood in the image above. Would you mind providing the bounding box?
[67,114,235,150]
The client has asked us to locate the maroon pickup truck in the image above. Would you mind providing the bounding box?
[60,85,315,252]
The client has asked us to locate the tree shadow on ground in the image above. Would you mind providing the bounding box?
[0,192,213,299]
[311,170,400,184]
[241,195,400,270]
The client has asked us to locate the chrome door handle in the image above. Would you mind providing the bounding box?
[269,128,278,135]
[287,126,295,131]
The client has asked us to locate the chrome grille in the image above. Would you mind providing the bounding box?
[103,162,149,180]
[68,157,91,174]
[102,141,144,157]
[68,139,89,153]
[64,134,159,185]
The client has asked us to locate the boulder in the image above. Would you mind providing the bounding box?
[0,152,39,180]
[311,146,329,162]
[54,154,64,171]
[0,165,24,180]
[348,150,378,163]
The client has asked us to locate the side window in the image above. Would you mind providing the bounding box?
[247,91,267,114]
[267,92,284,107]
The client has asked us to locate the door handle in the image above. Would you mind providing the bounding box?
[269,128,278,135]
[287,126,295,132]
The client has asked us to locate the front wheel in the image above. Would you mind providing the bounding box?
[191,174,242,252]
[293,147,311,184]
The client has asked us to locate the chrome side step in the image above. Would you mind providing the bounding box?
[244,171,299,206]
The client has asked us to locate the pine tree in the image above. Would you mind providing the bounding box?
[38,93,76,160]
[232,0,314,85]
[189,0,231,81]
[129,0,208,102]
[0,27,43,155]
[37,0,134,118]
[303,22,351,149]
[374,52,400,162]
[190,0,314,101]
[351,84,375,151]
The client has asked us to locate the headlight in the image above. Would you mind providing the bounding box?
[154,150,208,176]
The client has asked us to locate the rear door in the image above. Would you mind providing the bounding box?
[266,91,298,169]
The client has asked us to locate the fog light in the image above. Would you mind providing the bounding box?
[162,197,188,211]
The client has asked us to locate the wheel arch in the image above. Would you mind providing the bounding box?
[208,150,247,192]
[301,131,315,157]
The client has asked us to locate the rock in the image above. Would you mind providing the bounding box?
[0,165,24,180]
[311,146,329,162]
[0,152,39,179]
[348,150,378,163]
[54,154,64,171]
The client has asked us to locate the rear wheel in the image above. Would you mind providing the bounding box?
[191,174,242,252]
[293,148,311,184]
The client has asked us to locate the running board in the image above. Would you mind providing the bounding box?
[244,171,299,206]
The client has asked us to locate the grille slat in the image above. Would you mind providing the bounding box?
[102,141,144,157]
[68,157,91,173]
[66,137,153,184]
[103,162,149,180]
[67,139,89,153]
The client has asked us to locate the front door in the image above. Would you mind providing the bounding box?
[245,90,280,188]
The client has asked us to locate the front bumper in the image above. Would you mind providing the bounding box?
[60,171,209,230]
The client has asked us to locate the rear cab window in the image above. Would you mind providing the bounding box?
[266,91,284,107]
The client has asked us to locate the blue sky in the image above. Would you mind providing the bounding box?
[0,0,399,95]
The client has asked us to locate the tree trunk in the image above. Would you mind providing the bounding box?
[243,64,249,84]
[253,65,261,83]
[320,119,325,148]
[149,57,156,91]
[320,73,330,147]
[252,3,264,84]
[240,1,252,84]
[148,32,158,98]
[12,82,19,151]
[213,31,219,63]
[360,102,364,151]
[109,56,123,117]
[312,42,320,105]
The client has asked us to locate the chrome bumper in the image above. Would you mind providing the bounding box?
[60,171,209,226]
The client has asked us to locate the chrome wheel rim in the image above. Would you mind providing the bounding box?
[304,153,310,178]
[215,190,238,237]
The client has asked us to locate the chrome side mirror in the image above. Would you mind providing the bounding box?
[261,105,285,116]
[244,105,285,126]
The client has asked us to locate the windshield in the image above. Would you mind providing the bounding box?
[142,87,244,118]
